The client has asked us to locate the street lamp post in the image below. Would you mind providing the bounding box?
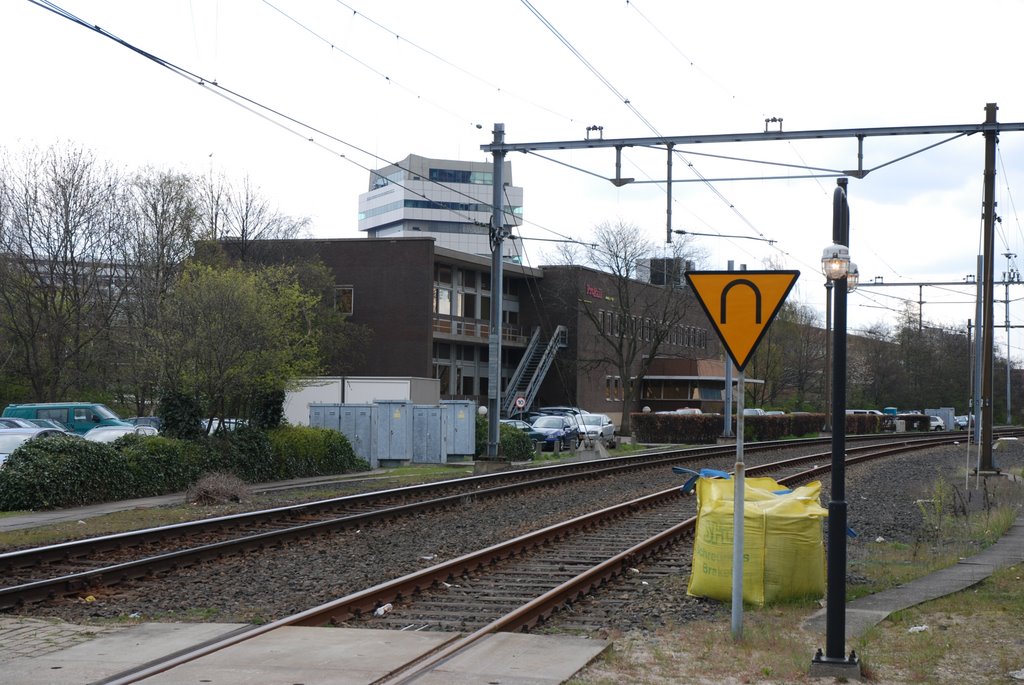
[823,280,833,432]
[811,178,861,678]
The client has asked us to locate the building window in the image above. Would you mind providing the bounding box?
[605,376,622,401]
[334,286,354,315]
[428,168,493,185]
[434,287,452,315]
[434,365,451,395]
[458,292,477,318]
[435,265,452,285]
[432,342,451,361]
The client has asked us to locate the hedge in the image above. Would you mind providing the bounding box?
[632,410,932,444]
[0,425,370,511]
[631,413,723,444]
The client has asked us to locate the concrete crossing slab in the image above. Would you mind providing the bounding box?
[2,624,608,685]
[3,622,248,685]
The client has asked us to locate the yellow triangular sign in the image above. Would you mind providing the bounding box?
[685,270,800,371]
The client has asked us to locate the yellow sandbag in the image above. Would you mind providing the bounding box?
[686,476,827,607]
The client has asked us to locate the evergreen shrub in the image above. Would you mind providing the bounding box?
[0,437,130,509]
[266,425,368,478]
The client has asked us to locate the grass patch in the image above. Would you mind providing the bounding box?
[849,475,1021,600]
[0,464,474,551]
[855,563,1024,683]
[568,605,822,685]
[570,472,1024,684]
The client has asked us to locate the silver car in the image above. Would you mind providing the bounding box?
[83,425,159,443]
[0,427,70,466]
[579,413,615,446]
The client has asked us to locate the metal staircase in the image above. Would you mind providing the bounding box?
[502,325,568,416]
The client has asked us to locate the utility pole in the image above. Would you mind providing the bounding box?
[980,103,998,471]
[1004,253,1017,425]
[486,123,508,461]
[973,257,984,444]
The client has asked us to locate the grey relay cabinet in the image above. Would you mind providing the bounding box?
[309,399,477,468]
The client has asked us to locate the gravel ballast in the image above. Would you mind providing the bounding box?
[10,439,1024,634]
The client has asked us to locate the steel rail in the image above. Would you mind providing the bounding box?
[0,438,799,569]
[0,433,980,610]
[97,433,977,685]
[0,431,936,571]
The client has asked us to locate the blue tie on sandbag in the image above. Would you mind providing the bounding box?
[672,466,730,494]
[671,466,854,537]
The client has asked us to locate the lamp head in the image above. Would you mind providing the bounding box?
[821,243,851,281]
[846,262,860,292]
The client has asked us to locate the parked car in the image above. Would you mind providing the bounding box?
[500,418,545,444]
[928,415,945,431]
[533,406,587,418]
[529,414,580,451]
[0,417,40,429]
[742,408,767,417]
[579,413,615,446]
[0,427,71,466]
[25,418,72,431]
[126,416,163,430]
[2,402,133,435]
[954,415,970,430]
[83,425,159,443]
[655,408,702,415]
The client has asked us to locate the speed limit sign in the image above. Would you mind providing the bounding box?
[514,396,526,410]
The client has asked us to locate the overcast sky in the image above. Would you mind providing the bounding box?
[5,0,1024,356]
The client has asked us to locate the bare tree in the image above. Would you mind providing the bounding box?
[550,220,708,434]
[113,167,200,415]
[218,176,310,262]
[196,169,226,241]
[746,301,824,410]
[0,143,131,400]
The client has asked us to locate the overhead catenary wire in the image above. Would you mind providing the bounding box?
[29,0,1022,346]
[519,0,772,247]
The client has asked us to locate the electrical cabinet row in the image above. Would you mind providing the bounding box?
[308,400,477,469]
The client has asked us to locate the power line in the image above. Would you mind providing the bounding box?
[519,0,771,246]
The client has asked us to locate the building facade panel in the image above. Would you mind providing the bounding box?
[358,154,523,259]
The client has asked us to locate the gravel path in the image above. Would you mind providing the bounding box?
[12,439,1024,633]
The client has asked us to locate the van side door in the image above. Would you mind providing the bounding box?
[71,407,102,434]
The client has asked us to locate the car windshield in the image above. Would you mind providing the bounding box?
[581,415,602,425]
[94,405,119,420]
[533,417,562,428]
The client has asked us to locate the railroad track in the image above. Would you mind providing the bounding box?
[93,433,975,685]
[0,433,947,610]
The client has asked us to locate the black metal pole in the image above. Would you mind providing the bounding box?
[824,178,854,664]
[823,281,833,432]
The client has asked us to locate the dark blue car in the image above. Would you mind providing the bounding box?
[530,415,581,451]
